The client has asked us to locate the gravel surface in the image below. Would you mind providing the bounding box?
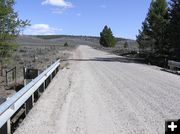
[15,45,180,134]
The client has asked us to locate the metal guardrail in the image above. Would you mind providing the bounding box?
[0,59,60,133]
[168,60,180,68]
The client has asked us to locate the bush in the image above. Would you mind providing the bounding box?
[64,42,68,47]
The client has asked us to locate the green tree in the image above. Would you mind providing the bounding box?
[100,25,116,47]
[123,41,128,49]
[136,20,155,52]
[0,0,30,75]
[168,0,180,61]
[137,0,169,54]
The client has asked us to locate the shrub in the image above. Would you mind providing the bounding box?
[64,42,69,47]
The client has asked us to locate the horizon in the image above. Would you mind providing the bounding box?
[20,34,135,41]
[15,0,152,40]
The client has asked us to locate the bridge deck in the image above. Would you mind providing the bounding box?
[15,46,180,134]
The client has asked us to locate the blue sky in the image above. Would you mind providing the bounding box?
[15,0,152,39]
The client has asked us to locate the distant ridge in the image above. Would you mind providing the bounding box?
[34,35,131,41]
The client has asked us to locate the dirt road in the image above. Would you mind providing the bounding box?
[15,45,180,134]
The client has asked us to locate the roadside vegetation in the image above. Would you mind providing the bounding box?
[137,0,180,66]
[98,0,180,68]
[0,0,30,75]
[64,42,69,47]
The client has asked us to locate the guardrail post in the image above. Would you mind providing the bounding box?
[25,95,34,115]
[50,74,52,81]
[54,69,56,75]
[32,94,35,106]
[0,122,8,134]
[7,119,11,134]
[43,82,46,90]
[34,89,40,103]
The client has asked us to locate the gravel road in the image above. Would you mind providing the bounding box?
[15,45,180,134]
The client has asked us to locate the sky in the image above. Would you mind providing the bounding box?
[14,0,152,39]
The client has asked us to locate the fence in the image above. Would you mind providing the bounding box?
[5,67,16,87]
[0,59,60,134]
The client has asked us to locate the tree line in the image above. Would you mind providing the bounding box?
[137,0,180,63]
[100,0,180,66]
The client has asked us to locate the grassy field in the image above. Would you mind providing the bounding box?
[0,36,77,99]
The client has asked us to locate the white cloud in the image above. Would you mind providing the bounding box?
[42,0,73,8]
[24,24,62,35]
[100,5,107,8]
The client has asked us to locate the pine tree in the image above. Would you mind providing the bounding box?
[168,0,180,61]
[0,0,30,75]
[136,20,155,52]
[123,41,128,49]
[137,0,169,54]
[100,25,116,47]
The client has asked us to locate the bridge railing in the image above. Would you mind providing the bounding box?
[168,60,180,70]
[0,59,60,134]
